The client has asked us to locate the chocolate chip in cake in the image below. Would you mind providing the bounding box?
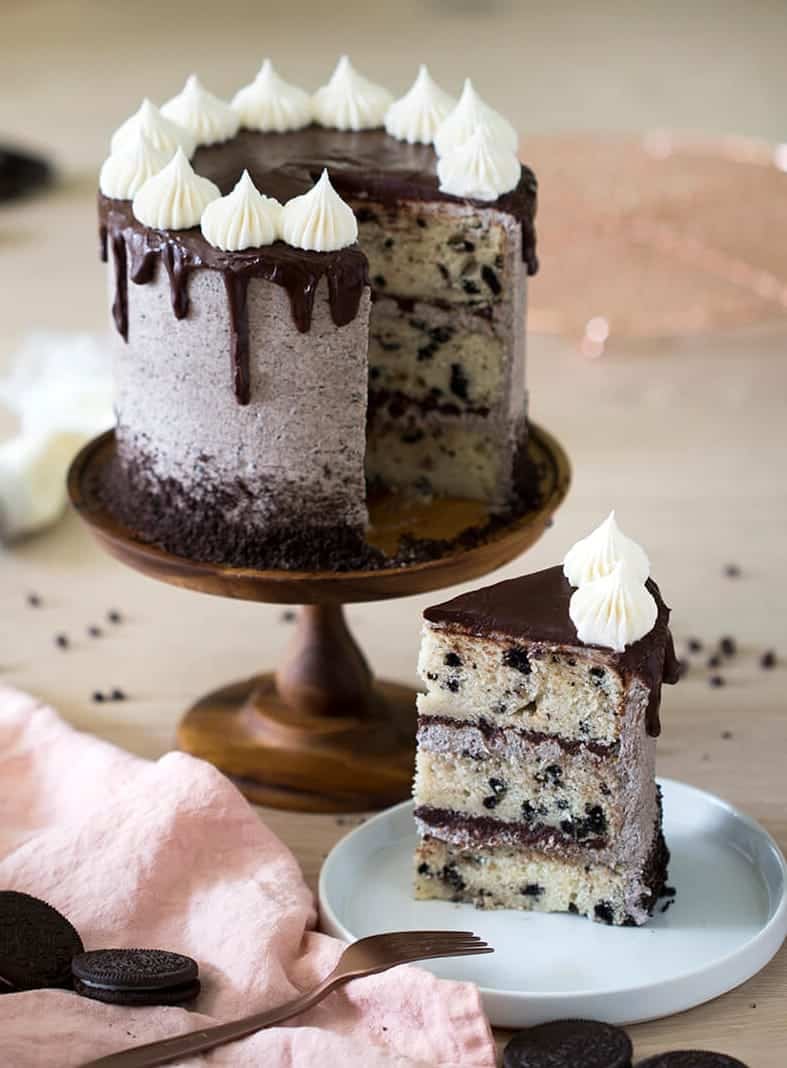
[521,883,543,897]
[482,795,500,810]
[488,777,507,796]
[761,649,777,669]
[440,863,465,892]
[584,804,607,835]
[437,263,450,281]
[720,636,737,657]
[503,1019,632,1068]
[444,652,462,668]
[417,343,436,361]
[445,678,460,693]
[426,672,438,681]
[567,902,579,915]
[594,901,615,924]
[600,782,612,796]
[481,265,502,295]
[355,207,379,224]
[709,675,725,688]
[461,278,480,295]
[417,862,430,875]
[536,764,563,787]
[372,274,386,288]
[449,363,470,400]
[521,800,536,822]
[503,647,531,674]
[383,237,394,249]
[589,666,605,679]
[416,216,427,228]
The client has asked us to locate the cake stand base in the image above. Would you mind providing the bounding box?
[69,424,570,812]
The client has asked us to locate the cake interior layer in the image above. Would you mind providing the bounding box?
[413,744,616,848]
[365,417,515,502]
[352,198,517,308]
[414,829,669,927]
[417,623,636,746]
[368,297,505,416]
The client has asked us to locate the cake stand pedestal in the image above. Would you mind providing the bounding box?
[68,424,570,812]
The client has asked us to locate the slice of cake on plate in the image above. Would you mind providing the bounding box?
[413,512,681,925]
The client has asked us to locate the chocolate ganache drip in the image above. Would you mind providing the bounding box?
[98,125,538,405]
[98,194,369,406]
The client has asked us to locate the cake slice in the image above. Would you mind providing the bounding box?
[413,514,681,925]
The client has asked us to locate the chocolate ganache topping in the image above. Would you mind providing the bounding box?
[98,125,538,405]
[424,565,680,737]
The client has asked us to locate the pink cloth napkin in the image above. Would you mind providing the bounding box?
[0,688,495,1067]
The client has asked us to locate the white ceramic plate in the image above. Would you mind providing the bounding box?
[319,779,787,1028]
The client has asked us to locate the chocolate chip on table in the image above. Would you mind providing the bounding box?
[687,638,703,653]
[54,634,69,649]
[707,654,721,668]
[723,563,742,577]
[26,593,42,608]
[721,730,733,740]
[709,675,725,688]
[503,1019,633,1068]
[110,689,126,701]
[92,691,105,703]
[280,609,296,623]
[760,650,777,669]
[87,625,102,638]
[107,610,122,624]
[719,636,737,657]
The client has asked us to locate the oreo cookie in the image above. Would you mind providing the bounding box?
[503,1019,633,1068]
[72,948,200,1006]
[637,1054,749,1067]
[0,890,84,991]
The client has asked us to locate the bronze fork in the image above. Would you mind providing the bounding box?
[79,930,493,1068]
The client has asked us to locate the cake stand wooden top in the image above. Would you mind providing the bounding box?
[68,423,570,605]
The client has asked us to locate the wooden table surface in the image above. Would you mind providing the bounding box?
[1,2,786,1064]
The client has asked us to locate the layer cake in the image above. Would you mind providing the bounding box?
[96,62,538,569]
[413,514,681,925]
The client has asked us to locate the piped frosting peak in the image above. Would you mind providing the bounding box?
[110,98,195,159]
[132,147,220,230]
[231,59,313,133]
[312,55,393,132]
[569,560,658,652]
[201,170,282,250]
[433,78,518,157]
[563,511,651,587]
[385,65,456,145]
[99,132,171,200]
[437,124,521,200]
[281,169,358,252]
[161,74,240,147]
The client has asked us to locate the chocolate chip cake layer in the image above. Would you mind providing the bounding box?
[413,564,680,925]
[100,120,537,568]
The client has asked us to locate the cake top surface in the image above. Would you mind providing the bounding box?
[423,563,680,687]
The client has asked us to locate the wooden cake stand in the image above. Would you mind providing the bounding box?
[68,424,570,813]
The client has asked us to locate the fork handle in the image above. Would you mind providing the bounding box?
[78,976,343,1068]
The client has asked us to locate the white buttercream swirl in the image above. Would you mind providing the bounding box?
[132,148,220,230]
[281,169,357,252]
[437,124,521,200]
[313,55,393,131]
[201,170,282,250]
[385,65,456,145]
[161,74,239,147]
[231,59,312,133]
[433,78,518,157]
[563,510,651,587]
[569,560,658,652]
[99,133,171,200]
[110,98,195,159]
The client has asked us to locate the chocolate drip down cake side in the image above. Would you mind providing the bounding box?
[413,513,681,926]
[96,60,538,570]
